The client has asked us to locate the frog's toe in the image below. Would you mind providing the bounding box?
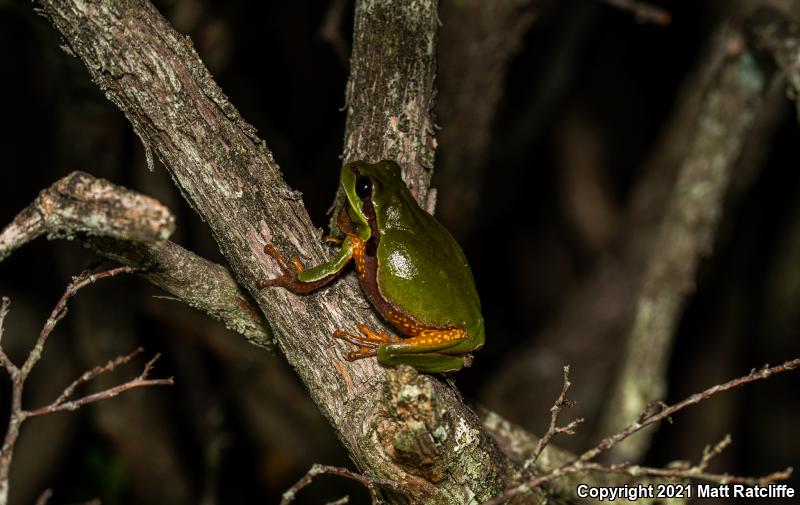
[258,244,299,288]
[345,348,378,361]
[332,328,382,348]
[354,324,395,343]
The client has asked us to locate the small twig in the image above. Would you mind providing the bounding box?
[280,464,402,505]
[484,359,800,504]
[325,497,350,505]
[51,348,145,407]
[0,268,173,505]
[585,360,799,463]
[524,366,584,470]
[20,266,137,380]
[318,0,349,65]
[600,0,672,26]
[34,489,53,505]
[25,354,173,418]
[0,298,17,376]
[698,434,731,471]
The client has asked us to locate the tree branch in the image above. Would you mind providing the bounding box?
[0,170,174,262]
[280,463,404,505]
[486,359,799,504]
[600,0,672,25]
[0,171,273,349]
[600,22,775,460]
[37,0,515,502]
[749,7,800,117]
[342,0,439,208]
[0,268,172,505]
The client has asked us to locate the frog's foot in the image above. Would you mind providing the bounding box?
[333,323,397,361]
[257,244,311,292]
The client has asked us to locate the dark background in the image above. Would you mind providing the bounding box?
[0,0,798,503]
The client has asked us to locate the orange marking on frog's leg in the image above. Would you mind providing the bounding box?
[383,328,468,354]
[350,235,368,281]
[382,308,463,343]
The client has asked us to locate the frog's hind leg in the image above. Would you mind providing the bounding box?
[382,328,467,354]
[334,325,468,367]
[376,351,466,373]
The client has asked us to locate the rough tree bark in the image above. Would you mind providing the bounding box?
[37,0,519,502]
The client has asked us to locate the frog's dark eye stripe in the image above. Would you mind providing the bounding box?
[355,176,372,200]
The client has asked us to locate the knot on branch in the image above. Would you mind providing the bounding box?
[39,171,176,242]
[382,365,448,483]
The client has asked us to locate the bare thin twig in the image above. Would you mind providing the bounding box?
[280,464,403,505]
[325,497,350,505]
[20,267,137,379]
[524,366,584,470]
[34,489,52,505]
[25,354,173,418]
[485,359,799,504]
[601,0,672,25]
[50,348,145,407]
[0,268,173,505]
[319,0,349,64]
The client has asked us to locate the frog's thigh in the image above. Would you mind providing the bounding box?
[376,350,465,373]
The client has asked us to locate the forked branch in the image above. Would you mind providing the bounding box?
[0,267,173,505]
[280,463,405,505]
[485,359,799,504]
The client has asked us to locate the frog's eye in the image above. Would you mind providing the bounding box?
[355,176,373,199]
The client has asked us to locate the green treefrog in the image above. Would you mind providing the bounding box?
[259,160,484,373]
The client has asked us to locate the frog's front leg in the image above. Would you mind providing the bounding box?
[258,236,355,294]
